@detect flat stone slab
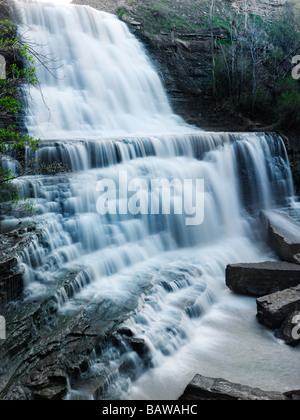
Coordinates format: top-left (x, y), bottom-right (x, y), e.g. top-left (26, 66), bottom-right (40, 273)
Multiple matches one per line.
top-left (257, 285), bottom-right (300, 329)
top-left (260, 211), bottom-right (300, 264)
top-left (179, 374), bottom-right (286, 400)
top-left (226, 261), bottom-right (300, 297)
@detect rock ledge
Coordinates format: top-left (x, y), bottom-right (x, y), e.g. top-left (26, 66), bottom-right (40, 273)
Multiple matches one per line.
top-left (179, 374), bottom-right (297, 400)
top-left (226, 261), bottom-right (300, 297)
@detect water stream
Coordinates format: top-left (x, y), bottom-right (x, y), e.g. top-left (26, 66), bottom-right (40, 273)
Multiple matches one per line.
top-left (10, 0), bottom-right (300, 399)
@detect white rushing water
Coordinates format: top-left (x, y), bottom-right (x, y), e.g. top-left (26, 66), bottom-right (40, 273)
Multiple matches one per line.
top-left (16, 0), bottom-right (190, 138)
top-left (11, 0), bottom-right (300, 399)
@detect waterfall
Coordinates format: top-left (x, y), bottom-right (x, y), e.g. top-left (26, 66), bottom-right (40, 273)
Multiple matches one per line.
top-left (16, 0), bottom-right (190, 139)
top-left (9, 0), bottom-right (300, 400)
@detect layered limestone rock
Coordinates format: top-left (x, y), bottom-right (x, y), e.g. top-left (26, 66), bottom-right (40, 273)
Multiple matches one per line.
top-left (0, 226), bottom-right (39, 305)
top-left (226, 261), bottom-right (300, 297)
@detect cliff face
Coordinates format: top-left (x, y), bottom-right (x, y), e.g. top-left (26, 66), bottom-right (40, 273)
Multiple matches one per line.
top-left (72, 0), bottom-right (289, 18)
top-left (230, 0), bottom-right (289, 17)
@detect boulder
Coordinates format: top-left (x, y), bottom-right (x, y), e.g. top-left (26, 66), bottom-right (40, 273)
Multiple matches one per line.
top-left (256, 285), bottom-right (300, 330)
top-left (275, 311), bottom-right (300, 347)
top-left (179, 374), bottom-right (286, 400)
top-left (128, 337), bottom-right (148, 356)
top-left (260, 211), bottom-right (300, 264)
top-left (226, 261), bottom-right (300, 297)
top-left (284, 390), bottom-right (300, 400)
top-left (117, 326), bottom-right (134, 337)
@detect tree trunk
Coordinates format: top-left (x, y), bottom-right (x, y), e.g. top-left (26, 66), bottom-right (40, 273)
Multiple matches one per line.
top-left (210, 0), bottom-right (216, 96)
top-left (252, 51), bottom-right (257, 113)
top-left (244, 0), bottom-right (248, 29)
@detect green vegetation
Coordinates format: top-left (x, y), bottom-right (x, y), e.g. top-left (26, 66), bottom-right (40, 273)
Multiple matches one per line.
top-left (0, 19), bottom-right (40, 226)
top-left (277, 78), bottom-right (300, 128)
top-left (120, 0), bottom-right (209, 35)
top-left (211, 2), bottom-right (300, 126)
top-left (118, 9), bottom-right (130, 19)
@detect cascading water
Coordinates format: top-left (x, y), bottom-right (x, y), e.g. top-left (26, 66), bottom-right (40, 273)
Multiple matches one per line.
top-left (17, 0), bottom-right (189, 138)
top-left (8, 0), bottom-right (300, 400)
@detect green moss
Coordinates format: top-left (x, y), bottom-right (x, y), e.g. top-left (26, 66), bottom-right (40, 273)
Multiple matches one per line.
top-left (118, 9), bottom-right (130, 18)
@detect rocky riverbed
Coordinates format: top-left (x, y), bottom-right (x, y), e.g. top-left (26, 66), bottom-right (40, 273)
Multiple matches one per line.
top-left (0, 222), bottom-right (155, 400)
top-left (1, 208), bottom-right (299, 400)
top-left (226, 210), bottom-right (300, 347)
top-left (0, 264), bottom-right (151, 399)
top-left (181, 210), bottom-right (300, 401)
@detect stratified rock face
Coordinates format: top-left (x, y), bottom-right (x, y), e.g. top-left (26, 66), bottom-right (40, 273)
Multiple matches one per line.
top-left (230, 0), bottom-right (289, 18)
top-left (226, 262), bottom-right (300, 297)
top-left (0, 227), bottom-right (39, 306)
top-left (260, 211), bottom-right (300, 265)
top-left (256, 285), bottom-right (300, 330)
top-left (179, 374), bottom-right (286, 400)
top-left (72, 0), bottom-right (289, 21)
top-left (0, 267), bottom-right (152, 400)
top-left (0, 293), bottom-right (138, 400)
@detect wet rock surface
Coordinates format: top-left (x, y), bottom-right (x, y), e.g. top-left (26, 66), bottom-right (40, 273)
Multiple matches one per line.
top-left (275, 310), bottom-right (300, 347)
top-left (260, 211), bottom-right (300, 265)
top-left (179, 374), bottom-right (288, 400)
top-left (0, 296), bottom-right (141, 400)
top-left (225, 212), bottom-right (300, 347)
top-left (0, 258), bottom-right (153, 400)
top-left (0, 226), bottom-right (38, 305)
top-left (226, 261), bottom-right (300, 297)
top-left (256, 285), bottom-right (300, 330)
